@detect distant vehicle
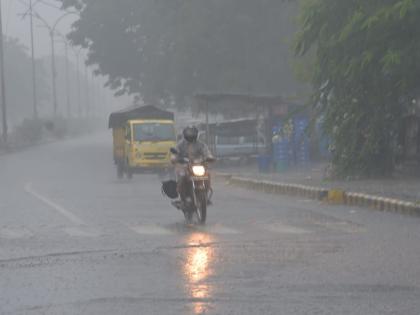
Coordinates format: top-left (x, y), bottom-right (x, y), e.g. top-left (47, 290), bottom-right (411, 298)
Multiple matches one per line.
top-left (198, 119), bottom-right (263, 162)
top-left (214, 135), bottom-right (258, 159)
top-left (109, 105), bottom-right (176, 179)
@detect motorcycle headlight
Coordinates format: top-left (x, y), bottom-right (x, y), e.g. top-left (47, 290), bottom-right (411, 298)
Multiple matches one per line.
top-left (192, 165), bottom-right (206, 176)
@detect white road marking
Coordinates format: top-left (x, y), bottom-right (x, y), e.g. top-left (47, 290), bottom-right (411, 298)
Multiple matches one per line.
top-left (24, 183), bottom-right (86, 226)
top-left (0, 227), bottom-right (34, 239)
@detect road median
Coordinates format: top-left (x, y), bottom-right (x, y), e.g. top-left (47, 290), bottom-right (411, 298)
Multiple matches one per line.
top-left (216, 173), bottom-right (420, 216)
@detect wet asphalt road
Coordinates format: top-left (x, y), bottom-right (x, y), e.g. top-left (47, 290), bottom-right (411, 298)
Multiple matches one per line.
top-left (1, 133), bottom-right (420, 315)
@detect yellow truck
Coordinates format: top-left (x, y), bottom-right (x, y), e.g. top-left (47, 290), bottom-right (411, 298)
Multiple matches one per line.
top-left (108, 105), bottom-right (176, 178)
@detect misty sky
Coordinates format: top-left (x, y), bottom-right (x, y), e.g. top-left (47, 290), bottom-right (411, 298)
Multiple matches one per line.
top-left (2, 0), bottom-right (75, 57)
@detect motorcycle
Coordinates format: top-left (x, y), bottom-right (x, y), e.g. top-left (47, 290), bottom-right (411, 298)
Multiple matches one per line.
top-left (162, 148), bottom-right (213, 225)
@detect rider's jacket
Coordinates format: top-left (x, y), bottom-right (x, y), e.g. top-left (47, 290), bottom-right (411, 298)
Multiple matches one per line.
top-left (173, 139), bottom-right (214, 162)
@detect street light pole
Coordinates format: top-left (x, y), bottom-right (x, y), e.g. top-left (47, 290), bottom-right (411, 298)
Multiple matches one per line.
top-left (29, 0), bottom-right (38, 119)
top-left (97, 78), bottom-right (101, 118)
top-left (57, 32), bottom-right (71, 118)
top-left (32, 11), bottom-right (77, 117)
top-left (72, 47), bottom-right (82, 118)
top-left (84, 64), bottom-right (89, 117)
top-left (65, 41), bottom-right (70, 117)
top-left (0, 1), bottom-right (8, 143)
top-left (54, 33), bottom-right (72, 119)
top-left (76, 54), bottom-right (81, 118)
top-left (91, 70), bottom-right (95, 117)
top-left (50, 30), bottom-right (58, 116)
top-left (20, 3), bottom-right (79, 119)
top-left (59, 38), bottom-right (71, 118)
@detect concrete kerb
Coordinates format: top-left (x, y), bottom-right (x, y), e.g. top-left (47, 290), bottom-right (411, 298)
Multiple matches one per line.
top-left (216, 173), bottom-right (420, 217)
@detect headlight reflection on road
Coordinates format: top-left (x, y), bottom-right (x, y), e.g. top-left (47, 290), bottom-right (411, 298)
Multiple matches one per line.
top-left (184, 233), bottom-right (214, 314)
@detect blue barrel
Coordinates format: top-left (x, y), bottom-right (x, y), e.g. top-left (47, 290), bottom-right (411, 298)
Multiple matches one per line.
top-left (293, 117), bottom-right (310, 166)
top-left (257, 155), bottom-right (271, 173)
top-left (273, 139), bottom-right (289, 172)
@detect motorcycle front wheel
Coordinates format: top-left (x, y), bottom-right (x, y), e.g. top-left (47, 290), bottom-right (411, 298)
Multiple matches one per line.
top-left (195, 190), bottom-right (207, 225)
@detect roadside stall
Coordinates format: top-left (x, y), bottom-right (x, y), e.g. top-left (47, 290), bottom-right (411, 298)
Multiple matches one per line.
top-left (194, 94), bottom-right (309, 172)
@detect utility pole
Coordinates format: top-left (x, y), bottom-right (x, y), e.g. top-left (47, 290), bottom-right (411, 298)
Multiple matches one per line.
top-left (29, 0), bottom-right (38, 118)
top-left (0, 1), bottom-right (8, 143)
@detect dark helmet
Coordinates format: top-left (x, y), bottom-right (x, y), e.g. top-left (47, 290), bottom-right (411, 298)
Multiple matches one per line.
top-left (183, 126), bottom-right (199, 143)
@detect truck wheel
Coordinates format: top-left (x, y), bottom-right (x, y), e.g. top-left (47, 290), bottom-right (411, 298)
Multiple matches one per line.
top-left (117, 164), bottom-right (124, 179)
top-left (125, 159), bottom-right (133, 179)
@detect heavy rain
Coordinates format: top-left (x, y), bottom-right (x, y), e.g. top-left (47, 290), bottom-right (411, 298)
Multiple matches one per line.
top-left (0, 1), bottom-right (420, 314)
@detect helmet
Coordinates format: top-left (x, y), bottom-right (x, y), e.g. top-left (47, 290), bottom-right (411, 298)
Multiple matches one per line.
top-left (183, 126), bottom-right (198, 143)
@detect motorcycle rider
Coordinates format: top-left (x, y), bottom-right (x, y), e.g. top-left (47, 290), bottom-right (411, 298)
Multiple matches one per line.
top-left (171, 126), bottom-right (214, 205)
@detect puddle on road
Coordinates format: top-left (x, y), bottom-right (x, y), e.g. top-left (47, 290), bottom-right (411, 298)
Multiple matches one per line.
top-left (129, 222), bottom-right (240, 237)
top-left (165, 222), bottom-right (240, 236)
top-left (183, 233), bottom-right (215, 314)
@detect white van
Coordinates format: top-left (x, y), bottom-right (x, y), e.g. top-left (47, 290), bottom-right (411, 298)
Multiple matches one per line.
top-left (199, 131), bottom-right (261, 160)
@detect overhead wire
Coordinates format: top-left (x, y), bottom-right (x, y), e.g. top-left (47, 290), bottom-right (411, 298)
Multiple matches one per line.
top-left (38, 0), bottom-right (63, 11)
top-left (17, 0), bottom-right (42, 19)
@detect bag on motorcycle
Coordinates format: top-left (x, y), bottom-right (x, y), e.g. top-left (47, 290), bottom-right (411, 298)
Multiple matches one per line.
top-left (161, 180), bottom-right (179, 199)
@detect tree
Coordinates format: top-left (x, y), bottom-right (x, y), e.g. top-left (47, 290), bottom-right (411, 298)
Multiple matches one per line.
top-left (58, 0), bottom-right (302, 107)
top-left (295, 0), bottom-right (420, 177)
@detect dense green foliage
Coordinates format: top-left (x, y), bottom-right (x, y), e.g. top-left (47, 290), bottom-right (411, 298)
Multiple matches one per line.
top-left (59, 0), bottom-right (301, 107)
top-left (296, 0), bottom-right (420, 176)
